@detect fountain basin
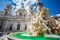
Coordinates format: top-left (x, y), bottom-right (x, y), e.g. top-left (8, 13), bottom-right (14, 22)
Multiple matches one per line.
top-left (9, 32), bottom-right (60, 40)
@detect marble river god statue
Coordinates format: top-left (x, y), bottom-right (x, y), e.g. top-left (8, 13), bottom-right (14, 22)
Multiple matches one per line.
top-left (29, 2), bottom-right (60, 36)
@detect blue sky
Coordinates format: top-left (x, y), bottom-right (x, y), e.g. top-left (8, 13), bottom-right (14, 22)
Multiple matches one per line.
top-left (0, 0), bottom-right (60, 16)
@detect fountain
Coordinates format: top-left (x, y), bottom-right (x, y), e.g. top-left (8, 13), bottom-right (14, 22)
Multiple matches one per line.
top-left (8, 0), bottom-right (60, 40)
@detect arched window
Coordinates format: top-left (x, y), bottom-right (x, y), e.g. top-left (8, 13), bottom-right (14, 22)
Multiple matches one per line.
top-left (17, 24), bottom-right (20, 30)
top-left (20, 13), bottom-right (22, 17)
top-left (9, 24), bottom-right (12, 30)
top-left (25, 24), bottom-right (27, 30)
top-left (0, 19), bottom-right (3, 30)
top-left (5, 11), bottom-right (8, 15)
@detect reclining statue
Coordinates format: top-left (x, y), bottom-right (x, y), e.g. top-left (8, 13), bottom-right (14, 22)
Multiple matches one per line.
top-left (29, 1), bottom-right (60, 36)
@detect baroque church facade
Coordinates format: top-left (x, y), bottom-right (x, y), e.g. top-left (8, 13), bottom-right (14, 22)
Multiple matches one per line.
top-left (0, 4), bottom-right (34, 32)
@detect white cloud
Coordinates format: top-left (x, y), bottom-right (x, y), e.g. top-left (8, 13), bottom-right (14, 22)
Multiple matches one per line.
top-left (56, 14), bottom-right (60, 17)
top-left (10, 0), bottom-right (36, 15)
top-left (50, 15), bottom-right (54, 17)
top-left (50, 14), bottom-right (60, 17)
top-left (14, 0), bottom-right (36, 6)
top-left (12, 0), bottom-right (36, 8)
top-left (24, 0), bottom-right (36, 7)
top-left (12, 0), bottom-right (22, 5)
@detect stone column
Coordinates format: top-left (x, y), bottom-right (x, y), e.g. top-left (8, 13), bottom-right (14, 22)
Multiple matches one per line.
top-left (27, 21), bottom-right (31, 31)
top-left (20, 21), bottom-right (25, 31)
top-left (13, 21), bottom-right (18, 31)
top-left (5, 21), bottom-right (10, 31)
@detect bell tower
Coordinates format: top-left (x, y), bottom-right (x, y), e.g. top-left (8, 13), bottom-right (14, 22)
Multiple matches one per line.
top-left (5, 4), bottom-right (12, 15)
top-left (29, 5), bottom-right (34, 14)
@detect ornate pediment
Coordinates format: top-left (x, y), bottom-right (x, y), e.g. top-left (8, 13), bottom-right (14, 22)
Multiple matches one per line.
top-left (16, 8), bottom-right (27, 16)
